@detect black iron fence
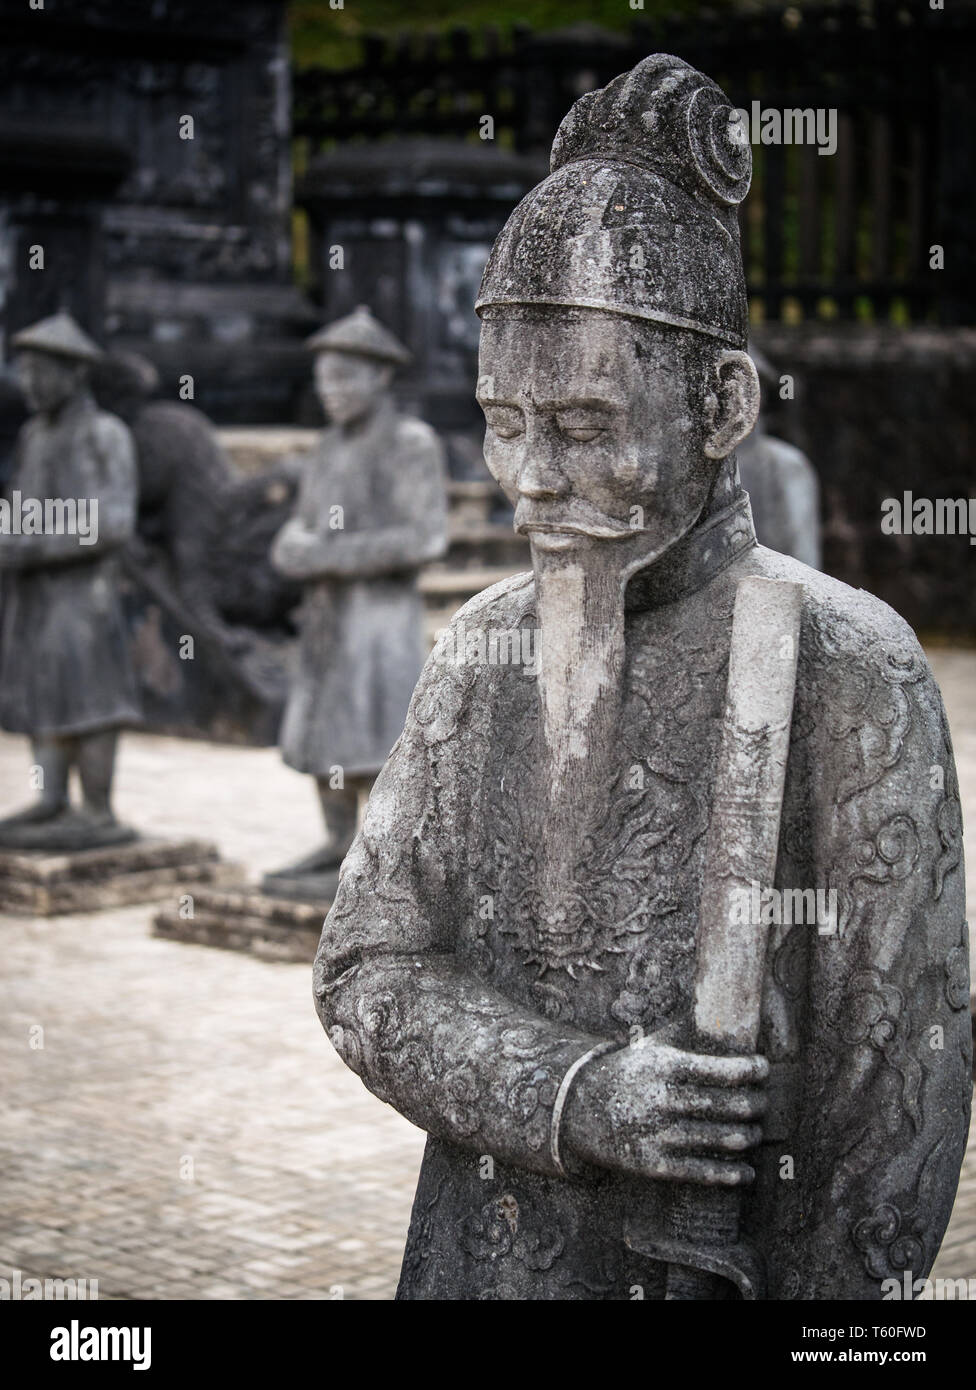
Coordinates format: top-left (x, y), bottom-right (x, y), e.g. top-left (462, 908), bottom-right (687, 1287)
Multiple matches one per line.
top-left (293, 2), bottom-right (976, 325)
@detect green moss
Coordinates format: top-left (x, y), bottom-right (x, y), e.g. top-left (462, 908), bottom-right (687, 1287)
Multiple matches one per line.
top-left (291, 0), bottom-right (706, 69)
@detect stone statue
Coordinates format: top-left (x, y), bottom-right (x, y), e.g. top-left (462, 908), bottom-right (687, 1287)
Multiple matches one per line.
top-left (737, 344), bottom-right (821, 568)
top-left (0, 313), bottom-right (141, 850)
top-left (267, 307), bottom-right (448, 893)
top-left (92, 350), bottom-right (300, 655)
top-left (313, 57), bottom-right (970, 1299)
top-left (91, 349), bottom-right (299, 743)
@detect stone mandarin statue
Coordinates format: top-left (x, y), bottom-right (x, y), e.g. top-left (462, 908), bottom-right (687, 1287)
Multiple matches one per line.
top-left (0, 313), bottom-right (141, 850)
top-left (314, 58), bottom-right (970, 1299)
top-left (269, 307), bottom-right (448, 886)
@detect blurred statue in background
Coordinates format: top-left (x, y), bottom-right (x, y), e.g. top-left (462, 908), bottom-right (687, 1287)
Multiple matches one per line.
top-left (93, 350), bottom-right (300, 655)
top-left (266, 307), bottom-right (448, 896)
top-left (737, 345), bottom-right (821, 569)
top-left (91, 350), bottom-right (300, 741)
top-left (0, 313), bottom-right (141, 849)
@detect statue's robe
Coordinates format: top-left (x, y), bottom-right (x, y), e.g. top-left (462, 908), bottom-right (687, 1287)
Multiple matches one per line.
top-left (272, 400), bottom-right (447, 779)
top-left (314, 495), bottom-right (970, 1300)
top-left (0, 391), bottom-right (140, 737)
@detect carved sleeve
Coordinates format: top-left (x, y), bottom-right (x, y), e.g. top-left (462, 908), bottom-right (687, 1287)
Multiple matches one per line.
top-left (774, 615), bottom-right (971, 1298)
top-left (313, 618), bottom-right (604, 1178)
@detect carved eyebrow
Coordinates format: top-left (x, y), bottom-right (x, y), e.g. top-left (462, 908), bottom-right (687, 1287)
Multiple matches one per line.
top-left (475, 392), bottom-right (521, 407)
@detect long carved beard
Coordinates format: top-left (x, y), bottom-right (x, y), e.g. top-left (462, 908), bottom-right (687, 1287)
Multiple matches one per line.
top-left (521, 462), bottom-right (737, 975)
top-left (530, 544), bottom-right (628, 971)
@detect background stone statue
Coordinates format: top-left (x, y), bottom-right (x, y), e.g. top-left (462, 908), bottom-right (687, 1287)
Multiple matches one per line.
top-left (312, 57), bottom-right (969, 1300)
top-left (91, 350), bottom-right (300, 743)
top-left (737, 344), bottom-right (822, 568)
top-left (92, 351), bottom-right (300, 656)
top-left (0, 312), bottom-right (141, 850)
top-left (266, 306), bottom-right (448, 894)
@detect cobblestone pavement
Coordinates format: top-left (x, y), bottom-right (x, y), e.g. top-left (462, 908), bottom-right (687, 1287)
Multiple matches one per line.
top-left (1, 648), bottom-right (974, 1300)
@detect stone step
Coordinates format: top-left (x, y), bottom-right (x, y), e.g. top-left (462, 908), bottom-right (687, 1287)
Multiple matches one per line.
top-left (0, 839), bottom-right (237, 916)
top-left (153, 885), bottom-right (328, 964)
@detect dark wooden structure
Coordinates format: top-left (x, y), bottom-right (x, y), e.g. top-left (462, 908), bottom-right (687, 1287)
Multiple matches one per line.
top-left (294, 3), bottom-right (976, 326)
top-left (0, 0), bottom-right (316, 423)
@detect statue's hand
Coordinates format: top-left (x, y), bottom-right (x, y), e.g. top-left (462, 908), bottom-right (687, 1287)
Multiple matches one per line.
top-left (562, 1038), bottom-right (768, 1186)
top-left (271, 521), bottom-right (326, 577)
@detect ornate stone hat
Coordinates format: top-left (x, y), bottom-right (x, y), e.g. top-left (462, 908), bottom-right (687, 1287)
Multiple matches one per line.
top-left (10, 311), bottom-right (104, 364)
top-left (476, 54), bottom-right (751, 346)
top-left (305, 305), bottom-right (412, 367)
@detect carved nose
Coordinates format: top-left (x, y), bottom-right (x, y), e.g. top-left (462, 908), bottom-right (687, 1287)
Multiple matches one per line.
top-left (517, 455), bottom-right (568, 500)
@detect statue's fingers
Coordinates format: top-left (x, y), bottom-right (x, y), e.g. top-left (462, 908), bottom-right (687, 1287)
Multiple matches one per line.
top-left (667, 1085), bottom-right (768, 1120)
top-left (669, 1050), bottom-right (769, 1087)
top-left (661, 1121), bottom-right (762, 1153)
top-left (660, 1155), bottom-right (756, 1187)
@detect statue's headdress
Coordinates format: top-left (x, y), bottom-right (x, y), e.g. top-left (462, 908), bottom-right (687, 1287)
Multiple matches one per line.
top-left (11, 311), bottom-right (104, 364)
top-left (306, 305), bottom-right (411, 367)
top-left (476, 55), bottom-right (751, 346)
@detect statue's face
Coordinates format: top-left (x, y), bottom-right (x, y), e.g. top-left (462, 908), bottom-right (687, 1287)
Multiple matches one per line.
top-left (477, 309), bottom-right (715, 559)
top-left (16, 351), bottom-right (86, 416)
top-left (314, 351), bottom-right (392, 426)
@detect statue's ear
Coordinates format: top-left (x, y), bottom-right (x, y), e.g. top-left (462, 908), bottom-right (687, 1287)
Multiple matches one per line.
top-left (703, 350), bottom-right (760, 460)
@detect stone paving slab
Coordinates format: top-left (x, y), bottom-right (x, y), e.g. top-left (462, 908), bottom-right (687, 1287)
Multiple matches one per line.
top-left (0, 646), bottom-right (973, 1300)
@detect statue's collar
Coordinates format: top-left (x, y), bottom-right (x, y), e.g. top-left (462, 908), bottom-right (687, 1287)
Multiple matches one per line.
top-left (41, 389), bottom-right (95, 430)
top-left (330, 393), bottom-right (397, 447)
top-left (624, 488), bottom-right (757, 612)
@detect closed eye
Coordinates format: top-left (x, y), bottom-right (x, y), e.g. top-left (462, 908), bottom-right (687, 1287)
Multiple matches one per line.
top-left (556, 412), bottom-right (607, 443)
top-left (560, 425), bottom-right (603, 442)
top-left (482, 405), bottom-right (524, 440)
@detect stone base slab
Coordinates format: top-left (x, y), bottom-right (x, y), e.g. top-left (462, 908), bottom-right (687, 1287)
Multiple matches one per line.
top-left (153, 885), bottom-right (330, 964)
top-left (0, 838), bottom-right (235, 916)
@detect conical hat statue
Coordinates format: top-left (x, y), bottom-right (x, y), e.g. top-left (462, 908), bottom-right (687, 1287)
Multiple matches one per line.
top-left (11, 311), bottom-right (104, 364)
top-left (305, 306), bottom-right (412, 367)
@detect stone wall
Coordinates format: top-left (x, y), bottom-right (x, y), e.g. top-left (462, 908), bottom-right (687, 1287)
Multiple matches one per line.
top-left (753, 325), bottom-right (976, 639)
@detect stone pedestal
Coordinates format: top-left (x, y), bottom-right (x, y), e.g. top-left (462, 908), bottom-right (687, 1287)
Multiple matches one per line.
top-left (153, 885), bottom-right (330, 964)
top-left (0, 838), bottom-right (234, 916)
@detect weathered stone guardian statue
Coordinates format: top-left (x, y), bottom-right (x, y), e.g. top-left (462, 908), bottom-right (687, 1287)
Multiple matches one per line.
top-left (267, 307), bottom-right (447, 894)
top-left (314, 58), bottom-right (970, 1299)
top-left (0, 313), bottom-right (141, 850)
